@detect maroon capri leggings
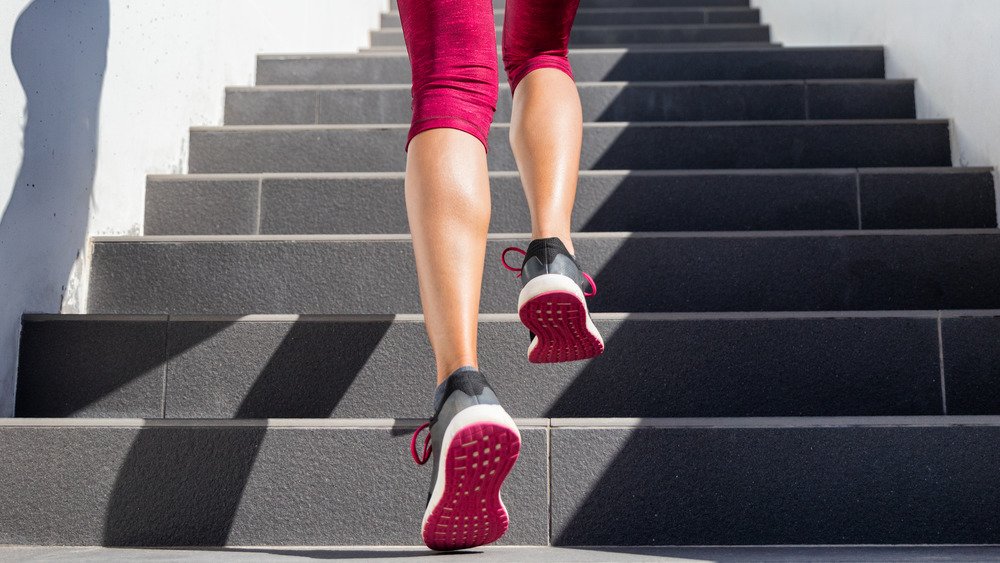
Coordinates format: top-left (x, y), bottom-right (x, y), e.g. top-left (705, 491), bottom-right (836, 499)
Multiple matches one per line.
top-left (397, 0), bottom-right (580, 153)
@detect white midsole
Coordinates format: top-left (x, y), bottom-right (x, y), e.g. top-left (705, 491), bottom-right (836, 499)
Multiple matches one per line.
top-left (518, 274), bottom-right (605, 356)
top-left (421, 404), bottom-right (521, 530)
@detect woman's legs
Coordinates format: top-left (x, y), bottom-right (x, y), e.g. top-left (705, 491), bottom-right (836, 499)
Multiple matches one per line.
top-left (399, 0), bottom-right (585, 382)
top-left (405, 131), bottom-right (490, 385)
top-left (508, 69), bottom-right (583, 255)
top-left (398, 0), bottom-right (498, 385)
top-left (503, 0), bottom-right (583, 255)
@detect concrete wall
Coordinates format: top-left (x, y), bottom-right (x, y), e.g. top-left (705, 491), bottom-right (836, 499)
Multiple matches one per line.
top-left (753, 0), bottom-right (1000, 170)
top-left (0, 0), bottom-right (387, 416)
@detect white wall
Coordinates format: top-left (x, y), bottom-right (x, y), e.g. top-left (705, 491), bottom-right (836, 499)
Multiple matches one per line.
top-left (753, 0), bottom-right (1000, 170)
top-left (0, 0), bottom-right (387, 416)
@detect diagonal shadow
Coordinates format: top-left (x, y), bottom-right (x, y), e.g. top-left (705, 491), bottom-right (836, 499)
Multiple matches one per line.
top-left (578, 170), bottom-right (855, 233)
top-left (1, 0), bottom-right (109, 416)
top-left (36, 2), bottom-right (957, 549)
top-left (234, 319), bottom-right (394, 418)
top-left (101, 318), bottom-right (392, 545)
top-left (543, 10), bottom-right (982, 548)
top-left (14, 318), bottom-right (234, 417)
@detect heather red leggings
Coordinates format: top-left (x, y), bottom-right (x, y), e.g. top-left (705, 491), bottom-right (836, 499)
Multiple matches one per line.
top-left (397, 0), bottom-right (580, 153)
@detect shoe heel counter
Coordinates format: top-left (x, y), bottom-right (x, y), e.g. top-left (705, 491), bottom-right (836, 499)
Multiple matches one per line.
top-left (440, 371), bottom-right (500, 412)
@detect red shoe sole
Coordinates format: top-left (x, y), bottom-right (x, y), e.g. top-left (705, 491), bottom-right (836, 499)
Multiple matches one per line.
top-left (422, 423), bottom-right (521, 551)
top-left (520, 290), bottom-right (605, 364)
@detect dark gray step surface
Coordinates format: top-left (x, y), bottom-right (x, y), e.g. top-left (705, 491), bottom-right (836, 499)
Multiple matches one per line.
top-left (21, 311), bottom-right (981, 419)
top-left (224, 80), bottom-right (916, 125)
top-left (188, 121), bottom-right (951, 174)
top-left (5, 417), bottom-right (1000, 545)
top-left (256, 47), bottom-right (885, 85)
top-left (391, 0), bottom-right (751, 7)
top-left (380, 7), bottom-right (762, 27)
top-left (0, 418), bottom-right (548, 546)
top-left (362, 41), bottom-right (782, 52)
top-left (144, 169), bottom-right (996, 236)
top-left (369, 24), bottom-right (771, 47)
top-left (12, 546), bottom-right (1000, 563)
top-left (87, 231), bottom-right (1000, 315)
top-left (550, 418), bottom-right (1000, 545)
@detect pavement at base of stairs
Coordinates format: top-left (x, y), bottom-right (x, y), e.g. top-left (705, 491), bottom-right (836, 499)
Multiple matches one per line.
top-left (3, 546), bottom-right (1000, 562)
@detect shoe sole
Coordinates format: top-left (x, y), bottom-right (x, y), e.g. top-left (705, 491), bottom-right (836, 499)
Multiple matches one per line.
top-left (421, 405), bottom-right (521, 551)
top-left (518, 274), bottom-right (605, 363)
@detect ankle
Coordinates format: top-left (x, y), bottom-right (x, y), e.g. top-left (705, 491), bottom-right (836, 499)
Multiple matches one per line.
top-left (530, 232), bottom-right (574, 255)
top-left (435, 361), bottom-right (479, 386)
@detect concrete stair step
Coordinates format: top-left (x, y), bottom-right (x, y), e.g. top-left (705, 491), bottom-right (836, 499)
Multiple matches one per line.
top-left (255, 46), bottom-right (885, 85)
top-left (361, 41), bottom-right (782, 52)
top-left (369, 24), bottom-right (771, 48)
top-left (224, 80), bottom-right (916, 125)
top-left (21, 310), bottom-right (1000, 419)
top-left (391, 0), bottom-right (751, 8)
top-left (3, 416), bottom-right (1000, 545)
top-left (187, 120), bottom-right (951, 174)
top-left (7, 546), bottom-right (1000, 562)
top-left (143, 169), bottom-right (996, 236)
top-left (379, 7), bottom-right (763, 27)
top-left (86, 231), bottom-right (1000, 315)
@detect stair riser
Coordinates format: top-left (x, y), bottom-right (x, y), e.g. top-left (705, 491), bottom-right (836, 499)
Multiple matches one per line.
top-left (188, 122), bottom-right (951, 174)
top-left (4, 421), bottom-right (1000, 545)
top-left (143, 170), bottom-right (997, 236)
top-left (380, 8), bottom-right (763, 27)
top-left (256, 48), bottom-right (885, 85)
top-left (364, 43), bottom-right (781, 52)
top-left (369, 25), bottom-right (771, 47)
top-left (224, 81), bottom-right (916, 125)
top-left (553, 424), bottom-right (1000, 545)
top-left (87, 233), bottom-right (1000, 314)
top-left (17, 314), bottom-right (963, 419)
top-left (392, 0), bottom-right (751, 8)
top-left (0, 423), bottom-right (548, 546)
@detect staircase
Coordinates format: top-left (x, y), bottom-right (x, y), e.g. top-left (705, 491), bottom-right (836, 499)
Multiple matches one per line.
top-left (5, 0), bottom-right (1000, 548)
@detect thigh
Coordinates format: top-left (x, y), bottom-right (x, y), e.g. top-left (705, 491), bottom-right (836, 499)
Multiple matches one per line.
top-left (501, 0), bottom-right (580, 63)
top-left (398, 0), bottom-right (498, 98)
top-left (398, 0), bottom-right (499, 150)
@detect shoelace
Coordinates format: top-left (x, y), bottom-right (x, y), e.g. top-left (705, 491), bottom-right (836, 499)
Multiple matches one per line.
top-left (501, 246), bottom-right (598, 298)
top-left (410, 420), bottom-right (434, 465)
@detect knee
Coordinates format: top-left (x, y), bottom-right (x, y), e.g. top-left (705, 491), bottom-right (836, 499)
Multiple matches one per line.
top-left (503, 53), bottom-right (574, 95)
top-left (500, 0), bottom-right (578, 94)
top-left (407, 73), bottom-right (499, 153)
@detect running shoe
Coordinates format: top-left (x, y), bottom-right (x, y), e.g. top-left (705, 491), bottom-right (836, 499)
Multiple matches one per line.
top-left (410, 367), bottom-right (521, 551)
top-left (501, 237), bottom-right (604, 363)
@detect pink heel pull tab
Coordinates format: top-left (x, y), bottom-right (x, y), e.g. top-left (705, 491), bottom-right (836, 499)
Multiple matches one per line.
top-left (501, 247), bottom-right (526, 278)
top-left (411, 421), bottom-right (432, 465)
top-left (582, 271), bottom-right (597, 297)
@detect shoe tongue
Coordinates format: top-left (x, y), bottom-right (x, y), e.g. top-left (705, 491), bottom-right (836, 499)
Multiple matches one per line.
top-left (433, 365), bottom-right (482, 413)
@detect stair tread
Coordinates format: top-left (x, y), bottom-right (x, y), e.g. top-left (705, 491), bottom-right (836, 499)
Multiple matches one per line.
top-left (256, 46), bottom-right (886, 86)
top-left (4, 416), bottom-right (1000, 546)
top-left (259, 45), bottom-right (885, 57)
top-left (188, 121), bottom-right (951, 173)
top-left (4, 545), bottom-right (1000, 562)
top-left (84, 231), bottom-right (1000, 315)
top-left (6, 415), bottom-right (1000, 426)
top-left (15, 310), bottom-right (1000, 418)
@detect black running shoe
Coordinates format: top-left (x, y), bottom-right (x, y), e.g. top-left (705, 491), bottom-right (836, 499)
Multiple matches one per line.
top-left (501, 237), bottom-right (605, 363)
top-left (410, 367), bottom-right (521, 551)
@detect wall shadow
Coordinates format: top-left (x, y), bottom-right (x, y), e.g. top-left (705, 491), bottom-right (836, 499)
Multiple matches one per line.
top-left (1, 0), bottom-right (109, 415)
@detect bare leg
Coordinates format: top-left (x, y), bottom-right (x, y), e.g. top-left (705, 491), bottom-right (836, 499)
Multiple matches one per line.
top-left (405, 129), bottom-right (491, 385)
top-left (509, 71), bottom-right (583, 255)
top-left (398, 0), bottom-right (498, 385)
